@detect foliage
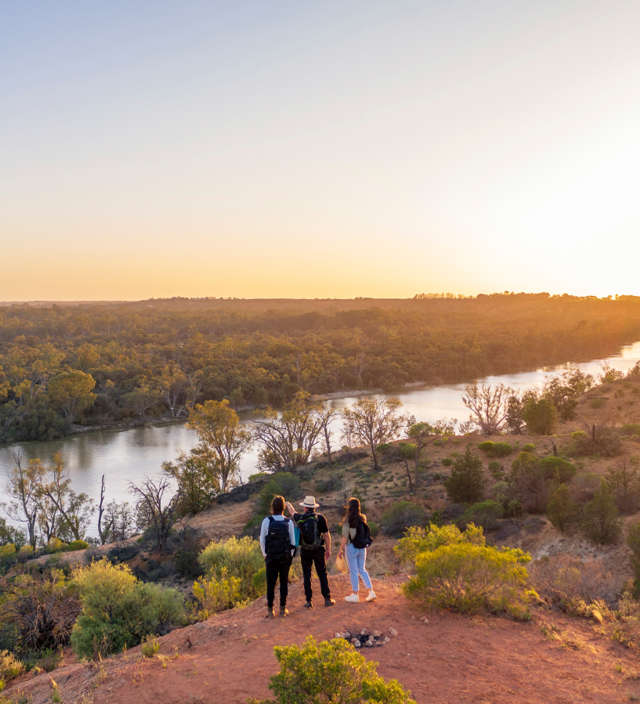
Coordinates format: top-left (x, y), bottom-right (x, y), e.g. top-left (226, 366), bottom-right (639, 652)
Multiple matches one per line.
top-left (459, 500), bottom-right (503, 531)
top-left (394, 522), bottom-right (485, 565)
top-left (140, 634), bottom-right (160, 658)
top-left (379, 501), bottom-right (428, 537)
top-left (404, 542), bottom-right (533, 619)
top-left (0, 571), bottom-right (81, 658)
top-left (605, 461), bottom-right (640, 514)
top-left (444, 447), bottom-right (484, 504)
top-left (522, 396), bottom-right (557, 435)
top-left (508, 452), bottom-right (575, 514)
top-left (627, 522), bottom-right (640, 596)
top-left (546, 484), bottom-right (579, 532)
top-left (70, 560), bottom-right (186, 659)
top-left (569, 425), bottom-right (622, 457)
top-left (477, 441), bottom-right (513, 458)
top-left (254, 392), bottom-right (325, 472)
top-left (130, 477), bottom-right (175, 551)
top-left (581, 481), bottom-right (621, 545)
top-left (252, 636), bottom-right (416, 704)
top-left (163, 449), bottom-right (220, 516)
top-left (186, 399), bottom-right (252, 491)
top-left (0, 649), bottom-right (24, 691)
top-left (193, 537), bottom-right (265, 618)
top-left (254, 472), bottom-right (301, 518)
top-left (0, 295), bottom-right (638, 444)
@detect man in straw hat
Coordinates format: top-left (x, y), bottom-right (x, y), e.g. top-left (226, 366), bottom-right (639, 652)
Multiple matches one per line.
top-left (286, 496), bottom-right (335, 609)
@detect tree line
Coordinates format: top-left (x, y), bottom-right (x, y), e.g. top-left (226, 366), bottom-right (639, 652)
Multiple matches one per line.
top-left (1, 293), bottom-right (640, 442)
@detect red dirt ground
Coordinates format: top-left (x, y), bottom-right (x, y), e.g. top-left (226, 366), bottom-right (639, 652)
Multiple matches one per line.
top-left (8, 575), bottom-right (640, 704)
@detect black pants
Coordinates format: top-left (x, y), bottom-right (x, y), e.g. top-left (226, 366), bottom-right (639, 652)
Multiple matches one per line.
top-left (300, 547), bottom-right (331, 602)
top-left (265, 555), bottom-right (292, 609)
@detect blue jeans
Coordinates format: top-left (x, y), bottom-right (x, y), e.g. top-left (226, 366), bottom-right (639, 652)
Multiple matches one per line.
top-left (346, 542), bottom-right (372, 593)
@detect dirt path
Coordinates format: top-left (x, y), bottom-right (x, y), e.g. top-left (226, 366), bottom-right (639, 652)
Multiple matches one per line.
top-left (9, 576), bottom-right (640, 704)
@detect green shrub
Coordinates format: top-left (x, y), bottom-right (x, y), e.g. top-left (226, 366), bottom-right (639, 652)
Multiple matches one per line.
top-left (538, 456), bottom-right (576, 484)
top-left (67, 540), bottom-right (89, 551)
top-left (508, 452), bottom-right (574, 514)
top-left (523, 397), bottom-right (557, 434)
top-left (522, 443), bottom-right (536, 452)
top-left (45, 538), bottom-right (68, 554)
top-left (622, 424), bottom-right (640, 437)
top-left (70, 560), bottom-right (186, 659)
top-left (444, 447), bottom-right (484, 504)
top-left (581, 481), bottom-right (621, 545)
top-left (570, 426), bottom-right (622, 457)
top-left (460, 500), bottom-right (503, 531)
top-left (394, 523), bottom-right (485, 565)
top-left (255, 473), bottom-right (301, 517)
top-left (314, 475), bottom-right (343, 494)
top-left (441, 457), bottom-right (453, 467)
top-left (488, 461), bottom-right (505, 480)
top-left (140, 634), bottom-right (160, 658)
top-left (0, 650), bottom-right (24, 691)
top-left (380, 501), bottom-right (428, 537)
top-left (404, 543), bottom-right (533, 619)
top-left (627, 522), bottom-right (640, 596)
top-left (478, 441), bottom-right (513, 458)
top-left (193, 537), bottom-right (265, 618)
top-left (252, 636), bottom-right (416, 704)
top-left (547, 484), bottom-right (578, 532)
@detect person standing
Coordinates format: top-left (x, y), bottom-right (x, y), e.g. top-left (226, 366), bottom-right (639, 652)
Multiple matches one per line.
top-left (338, 497), bottom-right (376, 603)
top-left (260, 495), bottom-right (296, 617)
top-left (286, 496), bottom-right (335, 609)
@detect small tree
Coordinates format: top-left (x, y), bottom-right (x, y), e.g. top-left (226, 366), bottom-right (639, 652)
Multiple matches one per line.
top-left (462, 383), bottom-right (511, 435)
top-left (522, 396), bottom-right (557, 435)
top-left (444, 447), bottom-right (484, 504)
top-left (187, 398), bottom-right (252, 491)
top-left (581, 480), bottom-right (621, 545)
top-left (130, 477), bottom-right (175, 551)
top-left (254, 392), bottom-right (324, 471)
top-left (626, 522), bottom-right (640, 595)
top-left (342, 398), bottom-right (404, 470)
top-left (407, 419), bottom-right (455, 484)
top-left (5, 451), bottom-right (45, 550)
top-left (547, 484), bottom-right (578, 532)
top-left (47, 369), bottom-right (96, 423)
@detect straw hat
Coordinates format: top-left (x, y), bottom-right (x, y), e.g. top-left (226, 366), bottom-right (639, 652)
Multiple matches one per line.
top-left (300, 495), bottom-right (320, 509)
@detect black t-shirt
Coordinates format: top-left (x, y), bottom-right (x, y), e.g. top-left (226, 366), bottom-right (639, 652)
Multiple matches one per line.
top-left (293, 511), bottom-right (329, 545)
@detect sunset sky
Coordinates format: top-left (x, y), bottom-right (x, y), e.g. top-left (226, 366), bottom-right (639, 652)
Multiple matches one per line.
top-left (2, 1), bottom-right (639, 300)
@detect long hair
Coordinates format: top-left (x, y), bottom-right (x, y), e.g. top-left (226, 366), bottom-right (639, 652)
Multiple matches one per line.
top-left (345, 497), bottom-right (364, 529)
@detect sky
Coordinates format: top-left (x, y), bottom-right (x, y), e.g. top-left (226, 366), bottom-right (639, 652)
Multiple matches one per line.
top-left (2, 0), bottom-right (640, 300)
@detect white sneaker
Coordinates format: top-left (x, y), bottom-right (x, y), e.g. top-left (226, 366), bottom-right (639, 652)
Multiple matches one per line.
top-left (344, 593), bottom-right (359, 603)
top-left (365, 590), bottom-right (377, 602)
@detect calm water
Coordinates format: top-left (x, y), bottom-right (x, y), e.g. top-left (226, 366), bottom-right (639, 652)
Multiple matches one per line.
top-left (1, 340), bottom-right (640, 532)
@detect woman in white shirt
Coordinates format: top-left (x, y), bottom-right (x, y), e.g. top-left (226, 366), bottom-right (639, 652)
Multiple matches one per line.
top-left (338, 497), bottom-right (376, 603)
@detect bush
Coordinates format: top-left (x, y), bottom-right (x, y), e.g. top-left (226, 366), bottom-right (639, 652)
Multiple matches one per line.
top-left (0, 649), bottom-right (24, 691)
top-left (255, 473), bottom-right (301, 517)
top-left (570, 426), bottom-right (622, 457)
top-left (581, 481), bottom-right (621, 545)
top-left (459, 500), bottom-right (503, 531)
top-left (622, 424), bottom-right (640, 437)
top-left (380, 501), bottom-right (428, 537)
top-left (547, 484), bottom-right (578, 532)
top-left (404, 542), bottom-right (533, 619)
top-left (45, 538), bottom-right (67, 554)
top-left (252, 636), bottom-right (416, 704)
top-left (508, 452), bottom-right (574, 514)
top-left (394, 523), bottom-right (485, 565)
top-left (314, 475), bottom-right (343, 494)
top-left (478, 441), bottom-right (513, 458)
top-left (68, 540), bottom-right (89, 551)
top-left (627, 522), bottom-right (640, 596)
top-left (193, 537), bottom-right (265, 618)
top-left (444, 447), bottom-right (484, 504)
top-left (522, 397), bottom-right (557, 435)
top-left (488, 461), bottom-right (505, 480)
top-left (140, 634), bottom-right (160, 658)
top-left (70, 560), bottom-right (186, 659)
top-left (522, 443), bottom-right (536, 452)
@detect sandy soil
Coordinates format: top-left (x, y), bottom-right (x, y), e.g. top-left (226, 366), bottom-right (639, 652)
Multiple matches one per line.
top-left (8, 575), bottom-right (640, 704)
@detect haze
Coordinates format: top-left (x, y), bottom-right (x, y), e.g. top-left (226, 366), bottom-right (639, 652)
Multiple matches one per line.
top-left (2, 1), bottom-right (639, 300)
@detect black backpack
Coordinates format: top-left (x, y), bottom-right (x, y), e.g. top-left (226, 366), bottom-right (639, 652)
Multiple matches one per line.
top-left (265, 516), bottom-right (292, 559)
top-left (297, 513), bottom-right (323, 550)
top-left (352, 519), bottom-right (373, 549)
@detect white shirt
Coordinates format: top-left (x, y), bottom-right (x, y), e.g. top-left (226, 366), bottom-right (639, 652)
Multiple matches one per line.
top-left (259, 514), bottom-right (296, 557)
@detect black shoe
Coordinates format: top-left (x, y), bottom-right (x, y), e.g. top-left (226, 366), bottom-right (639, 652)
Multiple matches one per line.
top-left (279, 607), bottom-right (289, 617)
top-left (266, 608), bottom-right (275, 619)
top-left (304, 601), bottom-right (313, 609)
top-left (324, 598), bottom-right (336, 607)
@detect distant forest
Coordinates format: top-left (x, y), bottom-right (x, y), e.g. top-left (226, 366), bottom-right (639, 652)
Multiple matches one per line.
top-left (1, 293), bottom-right (640, 443)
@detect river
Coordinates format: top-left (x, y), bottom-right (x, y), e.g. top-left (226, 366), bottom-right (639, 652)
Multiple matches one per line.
top-left (1, 340), bottom-right (640, 528)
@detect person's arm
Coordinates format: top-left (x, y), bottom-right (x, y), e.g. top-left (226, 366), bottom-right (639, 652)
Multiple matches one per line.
top-left (338, 523), bottom-right (348, 557)
top-left (288, 518), bottom-right (296, 554)
top-left (285, 501), bottom-right (295, 517)
top-left (324, 529), bottom-right (332, 560)
top-left (259, 517), bottom-right (268, 558)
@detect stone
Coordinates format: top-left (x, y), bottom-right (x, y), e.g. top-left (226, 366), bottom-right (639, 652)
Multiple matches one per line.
top-left (389, 627), bottom-right (398, 637)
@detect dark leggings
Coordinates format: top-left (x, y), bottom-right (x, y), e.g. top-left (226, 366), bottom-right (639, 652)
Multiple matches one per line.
top-left (265, 555), bottom-right (292, 608)
top-left (300, 547), bottom-right (331, 602)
